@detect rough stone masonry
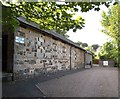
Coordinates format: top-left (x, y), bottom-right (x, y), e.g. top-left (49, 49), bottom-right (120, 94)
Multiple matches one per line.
top-left (3, 17), bottom-right (92, 80)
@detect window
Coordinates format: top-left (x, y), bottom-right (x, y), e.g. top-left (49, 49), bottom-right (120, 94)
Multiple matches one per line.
top-left (15, 36), bottom-right (25, 44)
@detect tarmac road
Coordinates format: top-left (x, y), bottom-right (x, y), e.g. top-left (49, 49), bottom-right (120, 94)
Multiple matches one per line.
top-left (37, 67), bottom-right (118, 97)
top-left (2, 66), bottom-right (118, 98)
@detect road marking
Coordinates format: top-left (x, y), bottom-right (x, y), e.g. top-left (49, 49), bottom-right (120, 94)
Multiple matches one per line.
top-left (35, 83), bottom-right (46, 97)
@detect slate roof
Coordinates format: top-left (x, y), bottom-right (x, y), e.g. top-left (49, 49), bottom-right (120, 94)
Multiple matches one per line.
top-left (86, 51), bottom-right (92, 55)
top-left (17, 17), bottom-right (86, 51)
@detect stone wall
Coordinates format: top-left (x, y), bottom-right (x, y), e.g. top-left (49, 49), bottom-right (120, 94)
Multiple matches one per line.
top-left (13, 26), bottom-right (85, 80)
top-left (99, 59), bottom-right (115, 67)
top-left (85, 53), bottom-right (92, 65)
top-left (71, 47), bottom-right (85, 69)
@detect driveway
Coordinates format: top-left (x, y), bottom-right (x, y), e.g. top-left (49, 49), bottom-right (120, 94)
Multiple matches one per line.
top-left (2, 67), bottom-right (118, 98)
top-left (36, 67), bottom-right (118, 97)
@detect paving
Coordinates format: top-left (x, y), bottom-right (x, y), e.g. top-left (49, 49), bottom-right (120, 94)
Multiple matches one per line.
top-left (2, 68), bottom-right (84, 97)
top-left (2, 66), bottom-right (118, 98)
top-left (36, 67), bottom-right (118, 97)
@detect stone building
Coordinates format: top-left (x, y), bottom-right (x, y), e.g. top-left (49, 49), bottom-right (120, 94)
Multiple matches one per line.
top-left (2, 17), bottom-right (92, 80)
top-left (85, 51), bottom-right (92, 67)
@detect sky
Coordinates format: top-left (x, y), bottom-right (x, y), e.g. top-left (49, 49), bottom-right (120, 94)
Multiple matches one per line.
top-left (66, 5), bottom-right (110, 46)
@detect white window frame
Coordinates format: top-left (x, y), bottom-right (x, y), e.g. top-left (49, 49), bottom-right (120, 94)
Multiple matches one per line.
top-left (15, 36), bottom-right (25, 44)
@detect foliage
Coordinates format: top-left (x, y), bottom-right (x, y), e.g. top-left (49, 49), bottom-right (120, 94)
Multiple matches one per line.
top-left (75, 41), bottom-right (83, 47)
top-left (101, 4), bottom-right (120, 66)
top-left (75, 41), bottom-right (100, 59)
top-left (91, 44), bottom-right (99, 51)
top-left (82, 43), bottom-right (88, 48)
top-left (2, 5), bottom-right (20, 33)
top-left (98, 41), bottom-right (118, 64)
top-left (1, 1), bottom-right (112, 35)
top-left (101, 4), bottom-right (120, 41)
top-left (75, 41), bottom-right (89, 48)
top-left (85, 46), bottom-right (96, 59)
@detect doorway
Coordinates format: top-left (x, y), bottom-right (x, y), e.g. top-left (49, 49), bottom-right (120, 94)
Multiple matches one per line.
top-left (2, 34), bottom-right (8, 72)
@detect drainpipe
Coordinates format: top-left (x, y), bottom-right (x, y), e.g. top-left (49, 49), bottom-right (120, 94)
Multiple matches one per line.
top-left (12, 31), bottom-right (15, 81)
top-left (70, 46), bottom-right (72, 70)
top-left (84, 51), bottom-right (86, 68)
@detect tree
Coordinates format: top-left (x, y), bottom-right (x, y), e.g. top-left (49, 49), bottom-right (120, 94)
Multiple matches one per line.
top-left (85, 46), bottom-right (96, 59)
top-left (75, 41), bottom-right (82, 46)
top-left (101, 4), bottom-right (120, 41)
top-left (101, 4), bottom-right (120, 66)
top-left (98, 41), bottom-right (118, 64)
top-left (92, 44), bottom-right (99, 51)
top-left (1, 1), bottom-right (112, 36)
top-left (82, 43), bottom-right (88, 48)
top-left (75, 41), bottom-right (88, 48)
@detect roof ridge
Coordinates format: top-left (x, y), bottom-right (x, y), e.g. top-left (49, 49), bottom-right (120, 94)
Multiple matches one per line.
top-left (17, 16), bottom-right (86, 51)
